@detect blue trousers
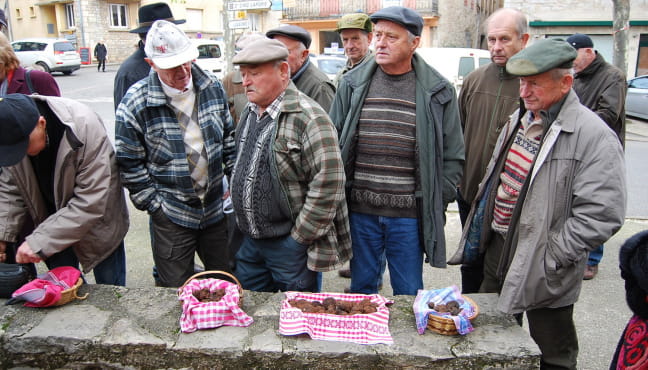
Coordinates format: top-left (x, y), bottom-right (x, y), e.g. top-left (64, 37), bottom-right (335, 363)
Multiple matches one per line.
top-left (349, 212), bottom-right (423, 295)
top-left (235, 234), bottom-right (317, 292)
top-left (588, 245), bottom-right (604, 266)
top-left (45, 241), bottom-right (126, 286)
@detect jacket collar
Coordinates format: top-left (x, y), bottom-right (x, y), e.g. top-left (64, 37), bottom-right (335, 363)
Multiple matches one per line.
top-left (575, 51), bottom-right (604, 78)
top-left (279, 81), bottom-right (303, 114)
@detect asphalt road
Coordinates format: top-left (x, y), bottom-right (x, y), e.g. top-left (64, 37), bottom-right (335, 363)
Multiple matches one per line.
top-left (49, 65), bottom-right (648, 369)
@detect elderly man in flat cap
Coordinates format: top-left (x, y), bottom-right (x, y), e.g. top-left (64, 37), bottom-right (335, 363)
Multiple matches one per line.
top-left (266, 25), bottom-right (335, 111)
top-left (230, 38), bottom-right (351, 292)
top-left (450, 38), bottom-right (626, 369)
top-left (115, 20), bottom-right (235, 287)
top-left (330, 6), bottom-right (464, 296)
top-left (332, 13), bottom-right (374, 88)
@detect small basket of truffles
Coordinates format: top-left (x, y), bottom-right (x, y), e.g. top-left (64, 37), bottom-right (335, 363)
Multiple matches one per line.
top-left (177, 271), bottom-right (253, 333)
top-left (413, 285), bottom-right (479, 336)
top-left (279, 292), bottom-right (394, 344)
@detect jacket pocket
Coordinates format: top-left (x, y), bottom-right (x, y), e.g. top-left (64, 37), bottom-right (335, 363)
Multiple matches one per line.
top-left (273, 137), bottom-right (304, 182)
top-left (145, 129), bottom-right (174, 165)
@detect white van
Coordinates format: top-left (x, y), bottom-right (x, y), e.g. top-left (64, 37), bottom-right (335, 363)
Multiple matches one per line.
top-left (191, 39), bottom-right (226, 79)
top-left (416, 48), bottom-right (491, 93)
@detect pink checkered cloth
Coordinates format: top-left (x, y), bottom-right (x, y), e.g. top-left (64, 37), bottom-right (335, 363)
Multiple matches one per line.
top-left (178, 278), bottom-right (253, 333)
top-left (279, 292), bottom-right (394, 345)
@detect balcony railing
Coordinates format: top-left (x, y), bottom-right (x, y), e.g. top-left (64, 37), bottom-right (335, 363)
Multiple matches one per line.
top-left (282, 0), bottom-right (438, 20)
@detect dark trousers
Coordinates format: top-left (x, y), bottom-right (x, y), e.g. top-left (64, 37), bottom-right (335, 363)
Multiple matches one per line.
top-left (457, 189), bottom-right (484, 293)
top-left (527, 305), bottom-right (578, 370)
top-left (150, 209), bottom-right (229, 287)
top-left (97, 58), bottom-right (106, 71)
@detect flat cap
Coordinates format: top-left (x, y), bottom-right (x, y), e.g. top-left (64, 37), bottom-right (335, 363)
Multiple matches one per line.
top-left (566, 33), bottom-right (594, 49)
top-left (506, 38), bottom-right (577, 77)
top-left (370, 6), bottom-right (423, 36)
top-left (266, 25), bottom-right (311, 49)
top-left (337, 13), bottom-right (372, 33)
top-left (232, 38), bottom-right (289, 65)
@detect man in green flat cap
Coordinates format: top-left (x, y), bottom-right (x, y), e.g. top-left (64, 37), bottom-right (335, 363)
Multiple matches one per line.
top-left (332, 13), bottom-right (374, 88)
top-left (450, 38), bottom-right (626, 369)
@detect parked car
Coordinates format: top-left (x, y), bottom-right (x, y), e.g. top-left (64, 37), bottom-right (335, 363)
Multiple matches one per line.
top-left (626, 75), bottom-right (648, 120)
top-left (191, 39), bottom-right (226, 79)
top-left (416, 47), bottom-right (491, 93)
top-left (11, 38), bottom-right (81, 75)
top-left (314, 54), bottom-right (347, 81)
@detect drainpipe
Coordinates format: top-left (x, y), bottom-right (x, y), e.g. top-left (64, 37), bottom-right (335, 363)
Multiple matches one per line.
top-left (77, 0), bottom-right (86, 47)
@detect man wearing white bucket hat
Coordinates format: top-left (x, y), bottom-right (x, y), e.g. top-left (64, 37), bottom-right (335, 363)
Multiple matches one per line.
top-left (115, 20), bottom-right (236, 287)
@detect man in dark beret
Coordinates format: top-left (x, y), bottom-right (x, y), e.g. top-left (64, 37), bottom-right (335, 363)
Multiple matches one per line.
top-left (566, 33), bottom-right (627, 281)
top-left (450, 38), bottom-right (626, 369)
top-left (229, 38), bottom-right (351, 292)
top-left (330, 6), bottom-right (464, 296)
top-left (266, 25), bottom-right (335, 111)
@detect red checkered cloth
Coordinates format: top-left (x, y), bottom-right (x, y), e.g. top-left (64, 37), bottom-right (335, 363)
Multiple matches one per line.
top-left (279, 292), bottom-right (394, 345)
top-left (178, 278), bottom-right (253, 333)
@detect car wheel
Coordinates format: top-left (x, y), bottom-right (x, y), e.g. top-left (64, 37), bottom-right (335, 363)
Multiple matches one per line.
top-left (36, 61), bottom-right (50, 73)
top-left (62, 71), bottom-right (73, 76)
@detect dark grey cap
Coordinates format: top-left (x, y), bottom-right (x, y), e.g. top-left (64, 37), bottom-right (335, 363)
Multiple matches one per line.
top-left (370, 6), bottom-right (423, 36)
top-left (506, 38), bottom-right (577, 77)
top-left (232, 38), bottom-right (289, 65)
top-left (566, 33), bottom-right (594, 49)
top-left (266, 25), bottom-right (312, 49)
top-left (0, 94), bottom-right (40, 167)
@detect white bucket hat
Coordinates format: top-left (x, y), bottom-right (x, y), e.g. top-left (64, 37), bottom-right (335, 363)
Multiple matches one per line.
top-left (145, 20), bottom-right (198, 69)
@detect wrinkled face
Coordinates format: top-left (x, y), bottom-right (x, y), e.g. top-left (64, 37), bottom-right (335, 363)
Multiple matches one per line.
top-left (572, 48), bottom-right (592, 73)
top-left (148, 60), bottom-right (193, 91)
top-left (240, 61), bottom-right (289, 110)
top-left (519, 70), bottom-right (573, 115)
top-left (27, 117), bottom-right (47, 157)
top-left (272, 35), bottom-right (307, 77)
top-left (486, 14), bottom-right (527, 66)
top-left (340, 29), bottom-right (373, 65)
top-left (373, 20), bottom-right (419, 74)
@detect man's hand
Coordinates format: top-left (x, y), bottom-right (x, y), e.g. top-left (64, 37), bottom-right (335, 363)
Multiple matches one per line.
top-left (15, 242), bottom-right (42, 264)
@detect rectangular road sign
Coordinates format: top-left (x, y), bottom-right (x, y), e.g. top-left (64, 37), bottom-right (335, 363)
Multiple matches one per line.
top-left (228, 1), bottom-right (271, 11)
top-left (229, 19), bottom-right (251, 29)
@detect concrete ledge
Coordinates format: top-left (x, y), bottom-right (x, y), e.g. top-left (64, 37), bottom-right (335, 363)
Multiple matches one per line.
top-left (1, 284), bottom-right (540, 369)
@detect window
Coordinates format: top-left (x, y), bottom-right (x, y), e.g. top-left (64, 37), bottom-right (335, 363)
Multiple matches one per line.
top-left (65, 3), bottom-right (75, 28)
top-left (186, 9), bottom-right (203, 30)
top-left (458, 57), bottom-right (474, 78)
top-left (15, 8), bottom-right (21, 19)
top-left (110, 4), bottom-right (128, 28)
top-left (29, 6), bottom-right (35, 17)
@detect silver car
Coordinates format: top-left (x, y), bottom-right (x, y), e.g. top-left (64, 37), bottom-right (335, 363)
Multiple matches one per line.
top-left (11, 38), bottom-right (81, 75)
top-left (627, 75), bottom-right (648, 120)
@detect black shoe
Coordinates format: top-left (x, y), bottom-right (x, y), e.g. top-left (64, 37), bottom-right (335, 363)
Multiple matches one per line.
top-left (338, 268), bottom-right (351, 278)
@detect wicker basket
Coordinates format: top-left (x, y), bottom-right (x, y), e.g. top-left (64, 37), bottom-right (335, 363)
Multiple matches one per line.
top-left (53, 277), bottom-right (88, 306)
top-left (178, 270), bottom-right (243, 306)
top-left (426, 295), bottom-right (479, 335)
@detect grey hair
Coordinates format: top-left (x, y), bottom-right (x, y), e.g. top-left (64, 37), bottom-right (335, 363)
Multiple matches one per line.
top-left (484, 8), bottom-right (528, 38)
top-left (550, 67), bottom-right (574, 81)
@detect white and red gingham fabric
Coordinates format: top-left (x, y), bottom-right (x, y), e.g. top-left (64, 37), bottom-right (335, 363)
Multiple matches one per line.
top-left (279, 291), bottom-right (393, 345)
top-left (178, 278), bottom-right (253, 333)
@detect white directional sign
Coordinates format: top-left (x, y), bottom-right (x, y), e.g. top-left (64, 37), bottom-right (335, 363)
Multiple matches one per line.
top-left (229, 19), bottom-right (251, 29)
top-left (228, 0), bottom-right (271, 11)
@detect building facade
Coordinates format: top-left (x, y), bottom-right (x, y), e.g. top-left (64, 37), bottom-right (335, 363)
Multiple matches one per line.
top-left (505, 0), bottom-right (648, 77)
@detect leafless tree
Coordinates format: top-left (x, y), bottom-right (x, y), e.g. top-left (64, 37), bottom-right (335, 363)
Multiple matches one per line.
top-left (612, 0), bottom-right (630, 75)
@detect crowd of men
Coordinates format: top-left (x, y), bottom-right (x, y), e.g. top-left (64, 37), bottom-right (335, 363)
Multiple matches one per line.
top-left (0, 3), bottom-right (634, 369)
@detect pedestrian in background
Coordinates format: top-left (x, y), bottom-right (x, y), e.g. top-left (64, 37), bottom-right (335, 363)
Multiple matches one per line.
top-left (331, 6), bottom-right (464, 296)
top-left (0, 94), bottom-right (129, 285)
top-left (449, 8), bottom-right (529, 293)
top-left (0, 33), bottom-right (60, 96)
top-left (115, 20), bottom-right (235, 288)
top-left (230, 38), bottom-right (351, 292)
top-left (567, 33), bottom-right (628, 281)
top-left (94, 40), bottom-right (107, 72)
top-left (451, 38), bottom-right (626, 368)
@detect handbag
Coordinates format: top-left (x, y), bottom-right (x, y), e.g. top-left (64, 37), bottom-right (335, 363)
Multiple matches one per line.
top-left (0, 263), bottom-right (33, 298)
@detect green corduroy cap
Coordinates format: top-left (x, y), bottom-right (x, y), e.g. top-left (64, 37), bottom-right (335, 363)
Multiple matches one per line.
top-left (506, 38), bottom-right (577, 77)
top-left (336, 13), bottom-right (372, 33)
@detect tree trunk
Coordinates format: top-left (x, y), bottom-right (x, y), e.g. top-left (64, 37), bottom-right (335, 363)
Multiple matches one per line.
top-left (612, 0), bottom-right (630, 75)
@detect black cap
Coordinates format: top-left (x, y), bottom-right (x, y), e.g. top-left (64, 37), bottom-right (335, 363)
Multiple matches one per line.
top-left (0, 94), bottom-right (41, 167)
top-left (266, 25), bottom-right (312, 49)
top-left (370, 6), bottom-right (423, 36)
top-left (566, 33), bottom-right (594, 49)
top-left (130, 2), bottom-right (186, 34)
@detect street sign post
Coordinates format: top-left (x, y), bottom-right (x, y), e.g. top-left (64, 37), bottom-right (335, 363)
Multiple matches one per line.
top-left (227, 0), bottom-right (271, 11)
